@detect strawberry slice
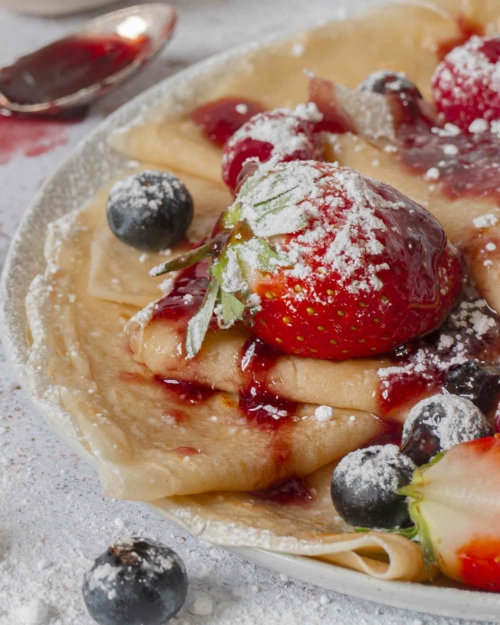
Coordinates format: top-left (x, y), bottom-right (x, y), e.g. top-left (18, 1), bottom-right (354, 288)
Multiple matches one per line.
top-left (221, 104), bottom-right (324, 191)
top-left (432, 35), bottom-right (500, 132)
top-left (401, 436), bottom-right (500, 590)
top-left (151, 160), bottom-right (462, 360)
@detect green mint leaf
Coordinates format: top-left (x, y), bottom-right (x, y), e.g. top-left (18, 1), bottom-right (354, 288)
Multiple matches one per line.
top-left (185, 279), bottom-right (219, 359)
top-left (220, 290), bottom-right (245, 327)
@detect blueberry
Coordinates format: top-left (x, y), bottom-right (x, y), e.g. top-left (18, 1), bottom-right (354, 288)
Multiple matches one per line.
top-left (107, 171), bottom-right (194, 251)
top-left (401, 394), bottom-right (493, 466)
top-left (358, 71), bottom-right (422, 100)
top-left (331, 445), bottom-right (415, 529)
top-left (82, 538), bottom-right (188, 625)
top-left (444, 361), bottom-right (500, 413)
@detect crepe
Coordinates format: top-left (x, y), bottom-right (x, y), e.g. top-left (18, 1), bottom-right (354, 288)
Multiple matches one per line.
top-left (26, 0), bottom-right (500, 586)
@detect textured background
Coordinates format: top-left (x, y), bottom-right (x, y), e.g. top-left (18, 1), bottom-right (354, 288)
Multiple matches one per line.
top-left (0, 1), bottom-right (487, 623)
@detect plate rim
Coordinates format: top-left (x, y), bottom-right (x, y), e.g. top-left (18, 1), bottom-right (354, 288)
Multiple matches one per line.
top-left (1, 9), bottom-right (500, 621)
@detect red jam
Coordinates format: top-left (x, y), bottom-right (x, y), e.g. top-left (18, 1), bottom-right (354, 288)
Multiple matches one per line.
top-left (253, 476), bottom-right (313, 506)
top-left (154, 376), bottom-right (215, 404)
top-left (393, 99), bottom-right (500, 202)
top-left (367, 419), bottom-right (402, 447)
top-left (190, 97), bottom-right (265, 146)
top-left (436, 15), bottom-right (485, 61)
top-left (379, 274), bottom-right (500, 416)
top-left (170, 446), bottom-right (200, 456)
top-left (238, 337), bottom-right (297, 431)
top-left (0, 111), bottom-right (75, 164)
top-left (152, 261), bottom-right (209, 322)
top-left (0, 34), bottom-right (151, 106)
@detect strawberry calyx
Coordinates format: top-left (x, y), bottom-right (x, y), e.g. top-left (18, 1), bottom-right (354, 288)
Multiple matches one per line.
top-left (150, 159), bottom-right (303, 357)
top-left (398, 453), bottom-right (445, 572)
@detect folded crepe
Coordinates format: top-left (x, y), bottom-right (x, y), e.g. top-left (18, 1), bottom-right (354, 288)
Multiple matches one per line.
top-left (27, 180), bottom-right (430, 582)
top-left (26, 0), bottom-right (500, 586)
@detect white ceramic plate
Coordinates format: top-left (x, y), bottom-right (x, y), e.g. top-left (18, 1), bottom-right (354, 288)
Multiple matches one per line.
top-left (2, 25), bottom-right (500, 624)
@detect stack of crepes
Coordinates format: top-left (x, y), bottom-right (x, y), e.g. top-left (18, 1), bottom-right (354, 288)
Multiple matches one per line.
top-left (26, 0), bottom-right (500, 585)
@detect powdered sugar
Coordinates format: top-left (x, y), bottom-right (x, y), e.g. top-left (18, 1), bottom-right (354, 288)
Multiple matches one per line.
top-left (108, 170), bottom-right (189, 218)
top-left (234, 161), bottom-right (398, 295)
top-left (473, 213), bottom-right (499, 228)
top-left (314, 406), bottom-right (334, 422)
top-left (378, 281), bottom-right (500, 396)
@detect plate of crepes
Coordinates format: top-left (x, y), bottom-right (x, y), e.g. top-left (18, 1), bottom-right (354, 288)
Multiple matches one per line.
top-left (5, 0), bottom-right (500, 620)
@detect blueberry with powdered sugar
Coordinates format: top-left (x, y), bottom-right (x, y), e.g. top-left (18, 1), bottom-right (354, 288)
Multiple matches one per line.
top-left (444, 361), bottom-right (500, 413)
top-left (107, 171), bottom-right (193, 251)
top-left (331, 445), bottom-right (415, 529)
top-left (358, 71), bottom-right (422, 100)
top-left (82, 537), bottom-right (188, 625)
top-left (400, 394), bottom-right (493, 466)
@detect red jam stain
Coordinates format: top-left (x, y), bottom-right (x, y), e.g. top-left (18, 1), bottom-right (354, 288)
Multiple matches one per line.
top-left (170, 446), bottom-right (200, 456)
top-left (368, 419), bottom-right (402, 447)
top-left (436, 15), bottom-right (485, 61)
top-left (253, 476), bottom-right (313, 506)
top-left (387, 92), bottom-right (500, 202)
top-left (458, 537), bottom-right (500, 592)
top-left (152, 260), bottom-right (209, 322)
top-left (238, 337), bottom-right (297, 431)
top-left (379, 272), bottom-right (500, 416)
top-left (190, 97), bottom-right (265, 147)
top-left (0, 34), bottom-right (151, 106)
top-left (119, 372), bottom-right (147, 384)
top-left (0, 111), bottom-right (74, 164)
top-left (154, 375), bottom-right (215, 404)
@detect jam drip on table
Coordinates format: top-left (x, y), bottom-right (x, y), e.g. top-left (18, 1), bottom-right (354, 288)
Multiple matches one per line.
top-left (253, 476), bottom-right (313, 506)
top-left (190, 97), bottom-right (265, 146)
top-left (239, 337), bottom-right (297, 431)
top-left (379, 272), bottom-right (500, 417)
top-left (0, 34), bottom-right (151, 106)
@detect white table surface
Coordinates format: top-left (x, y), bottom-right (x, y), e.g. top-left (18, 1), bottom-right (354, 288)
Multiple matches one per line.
top-left (0, 1), bottom-right (490, 623)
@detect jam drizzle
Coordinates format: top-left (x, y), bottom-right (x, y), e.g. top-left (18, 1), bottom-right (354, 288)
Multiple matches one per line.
top-left (436, 15), bottom-right (485, 61)
top-left (239, 337), bottom-right (297, 431)
top-left (152, 260), bottom-right (209, 322)
top-left (393, 98), bottom-right (500, 202)
top-left (378, 272), bottom-right (500, 416)
top-left (253, 476), bottom-right (313, 506)
top-left (154, 376), bottom-right (215, 404)
top-left (190, 97), bottom-right (265, 147)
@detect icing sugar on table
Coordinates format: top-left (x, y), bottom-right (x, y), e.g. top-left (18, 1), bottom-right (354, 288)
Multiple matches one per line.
top-left (0, 0), bottom-right (492, 623)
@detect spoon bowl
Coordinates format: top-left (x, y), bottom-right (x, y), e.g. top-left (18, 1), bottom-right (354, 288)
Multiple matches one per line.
top-left (0, 3), bottom-right (177, 116)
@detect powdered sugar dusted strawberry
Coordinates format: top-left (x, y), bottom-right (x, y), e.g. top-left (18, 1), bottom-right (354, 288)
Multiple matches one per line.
top-left (221, 104), bottom-right (324, 191)
top-left (401, 436), bottom-right (500, 591)
top-left (151, 160), bottom-right (462, 360)
top-left (432, 35), bottom-right (500, 131)
top-left (232, 162), bottom-right (462, 359)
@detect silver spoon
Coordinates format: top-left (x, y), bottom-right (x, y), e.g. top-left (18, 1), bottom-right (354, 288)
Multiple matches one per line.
top-left (0, 3), bottom-right (177, 117)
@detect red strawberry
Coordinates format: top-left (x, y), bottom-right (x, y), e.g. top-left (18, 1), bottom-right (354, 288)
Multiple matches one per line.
top-left (221, 105), bottom-right (325, 192)
top-left (401, 436), bottom-right (500, 591)
top-left (152, 160), bottom-right (462, 360)
top-left (432, 35), bottom-right (500, 132)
